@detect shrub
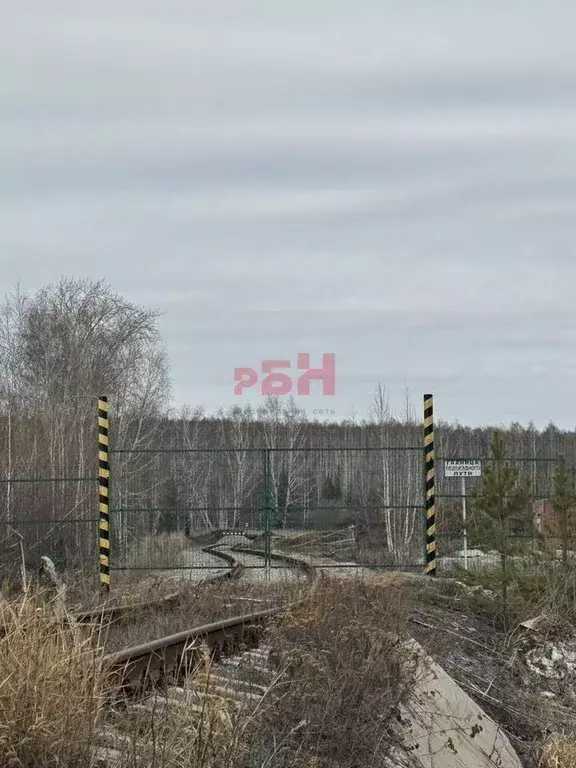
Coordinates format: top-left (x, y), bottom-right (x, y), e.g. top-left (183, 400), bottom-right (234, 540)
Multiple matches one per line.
top-left (258, 577), bottom-right (415, 768)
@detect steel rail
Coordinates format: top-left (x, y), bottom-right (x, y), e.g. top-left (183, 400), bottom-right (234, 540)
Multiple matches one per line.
top-left (103, 547), bottom-right (319, 695)
top-left (73, 545), bottom-right (243, 624)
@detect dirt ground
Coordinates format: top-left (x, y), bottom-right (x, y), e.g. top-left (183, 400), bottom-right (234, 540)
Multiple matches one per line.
top-left (384, 575), bottom-right (576, 768)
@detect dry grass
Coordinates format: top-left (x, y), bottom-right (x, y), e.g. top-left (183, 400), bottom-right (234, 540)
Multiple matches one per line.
top-left (0, 575), bottom-right (416, 768)
top-left (538, 735), bottom-right (576, 767)
top-left (515, 560), bottom-right (576, 625)
top-left (101, 579), bottom-right (304, 653)
top-left (453, 556), bottom-right (576, 630)
top-left (0, 589), bottom-right (107, 768)
top-left (62, 534), bottom-right (194, 611)
top-left (125, 532), bottom-right (191, 571)
top-left (107, 689), bottom-right (253, 768)
top-left (256, 576), bottom-right (416, 768)
top-left (0, 587), bottom-right (260, 768)
top-left (277, 530), bottom-right (422, 569)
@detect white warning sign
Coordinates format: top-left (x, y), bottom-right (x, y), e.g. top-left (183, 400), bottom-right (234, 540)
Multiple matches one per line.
top-left (444, 460), bottom-right (482, 478)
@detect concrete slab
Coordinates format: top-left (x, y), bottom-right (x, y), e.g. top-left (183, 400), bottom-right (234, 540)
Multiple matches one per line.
top-left (399, 640), bottom-right (522, 768)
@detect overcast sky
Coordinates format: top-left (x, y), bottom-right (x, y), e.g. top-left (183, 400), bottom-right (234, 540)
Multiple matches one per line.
top-left (2, 1), bottom-right (576, 428)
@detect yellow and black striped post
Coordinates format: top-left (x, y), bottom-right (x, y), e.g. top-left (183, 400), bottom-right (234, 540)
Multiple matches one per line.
top-left (98, 397), bottom-right (110, 591)
top-left (424, 394), bottom-right (436, 576)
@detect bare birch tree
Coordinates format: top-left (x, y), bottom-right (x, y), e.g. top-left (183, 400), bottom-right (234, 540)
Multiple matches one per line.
top-left (0, 278), bottom-right (170, 566)
top-left (216, 404), bottom-right (259, 528)
top-left (170, 405), bottom-right (217, 533)
top-left (399, 385), bottom-right (420, 559)
top-left (256, 397), bottom-right (308, 528)
top-left (367, 383), bottom-right (394, 551)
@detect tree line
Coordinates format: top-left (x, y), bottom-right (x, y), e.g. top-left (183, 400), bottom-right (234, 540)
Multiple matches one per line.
top-left (0, 278), bottom-right (571, 572)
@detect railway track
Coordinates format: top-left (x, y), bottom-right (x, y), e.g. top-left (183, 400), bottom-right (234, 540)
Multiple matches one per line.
top-left (95, 642), bottom-right (280, 767)
top-left (72, 545), bottom-right (243, 625)
top-left (103, 547), bottom-right (318, 694)
top-left (217, 545), bottom-right (310, 582)
top-left (93, 547), bottom-right (318, 765)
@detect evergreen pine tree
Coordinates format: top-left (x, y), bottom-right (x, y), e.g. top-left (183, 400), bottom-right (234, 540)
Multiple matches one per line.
top-left (471, 431), bottom-right (531, 615)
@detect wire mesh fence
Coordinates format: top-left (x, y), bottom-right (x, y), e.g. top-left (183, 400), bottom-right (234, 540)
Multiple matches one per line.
top-left (108, 446), bottom-right (427, 573)
top-left (435, 455), bottom-right (561, 575)
top-left (0, 474), bottom-right (98, 581)
top-left (0, 441), bottom-right (568, 583)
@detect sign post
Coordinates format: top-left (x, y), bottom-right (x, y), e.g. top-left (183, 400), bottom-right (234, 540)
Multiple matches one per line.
top-left (461, 475), bottom-right (468, 570)
top-left (444, 460), bottom-right (482, 570)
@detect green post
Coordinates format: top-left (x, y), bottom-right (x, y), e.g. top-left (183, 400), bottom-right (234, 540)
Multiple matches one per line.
top-left (262, 449), bottom-right (271, 580)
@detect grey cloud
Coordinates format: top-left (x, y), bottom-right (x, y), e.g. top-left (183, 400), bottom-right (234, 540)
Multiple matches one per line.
top-left (2, 0), bottom-right (576, 427)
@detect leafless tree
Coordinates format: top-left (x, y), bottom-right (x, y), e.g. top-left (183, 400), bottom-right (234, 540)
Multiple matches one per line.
top-left (1, 278), bottom-right (571, 574)
top-left (0, 278), bottom-right (170, 567)
top-left (256, 397), bottom-right (309, 528)
top-left (216, 404), bottom-right (259, 527)
top-left (367, 383), bottom-right (394, 551)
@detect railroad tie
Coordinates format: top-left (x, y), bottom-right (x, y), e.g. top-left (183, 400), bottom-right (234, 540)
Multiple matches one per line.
top-left (219, 656), bottom-right (271, 676)
top-left (94, 550), bottom-right (317, 766)
top-left (96, 643), bottom-right (279, 762)
top-left (199, 674), bottom-right (269, 695)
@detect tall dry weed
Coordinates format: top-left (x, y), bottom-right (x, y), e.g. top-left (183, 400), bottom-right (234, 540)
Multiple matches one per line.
top-left (0, 590), bottom-right (107, 767)
top-left (111, 684), bottom-right (253, 768)
top-left (125, 532), bottom-right (190, 571)
top-left (0, 576), bottom-right (415, 768)
top-left (537, 734), bottom-right (576, 768)
top-left (258, 576), bottom-right (415, 768)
